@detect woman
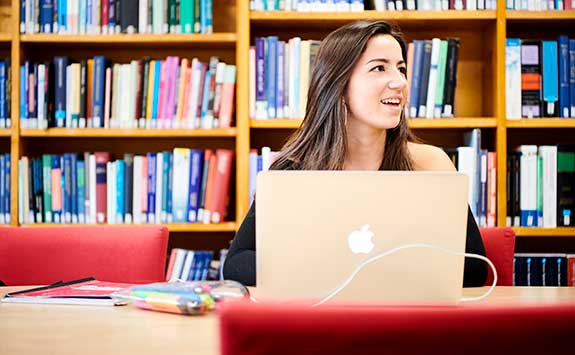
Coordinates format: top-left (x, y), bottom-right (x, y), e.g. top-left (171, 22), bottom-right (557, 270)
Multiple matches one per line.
top-left (224, 20), bottom-right (487, 287)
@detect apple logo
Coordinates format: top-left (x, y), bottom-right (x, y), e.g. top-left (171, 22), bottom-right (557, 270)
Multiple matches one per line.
top-left (347, 224), bottom-right (375, 254)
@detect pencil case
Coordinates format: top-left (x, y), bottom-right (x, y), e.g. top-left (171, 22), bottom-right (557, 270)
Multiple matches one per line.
top-left (112, 280), bottom-right (250, 315)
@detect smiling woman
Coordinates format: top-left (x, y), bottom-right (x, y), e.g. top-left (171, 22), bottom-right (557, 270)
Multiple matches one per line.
top-left (223, 20), bottom-right (487, 288)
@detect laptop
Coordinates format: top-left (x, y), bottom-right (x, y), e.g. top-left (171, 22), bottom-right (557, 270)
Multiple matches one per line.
top-left (255, 170), bottom-right (469, 304)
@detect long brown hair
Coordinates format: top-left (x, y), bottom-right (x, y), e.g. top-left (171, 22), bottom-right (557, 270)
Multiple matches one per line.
top-left (270, 20), bottom-right (417, 171)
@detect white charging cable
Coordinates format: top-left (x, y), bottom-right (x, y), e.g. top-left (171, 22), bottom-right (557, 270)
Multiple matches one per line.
top-left (311, 243), bottom-right (497, 307)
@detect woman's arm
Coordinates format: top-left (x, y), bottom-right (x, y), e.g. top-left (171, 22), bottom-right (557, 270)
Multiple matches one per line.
top-left (222, 203), bottom-right (256, 286)
top-left (409, 142), bottom-right (487, 287)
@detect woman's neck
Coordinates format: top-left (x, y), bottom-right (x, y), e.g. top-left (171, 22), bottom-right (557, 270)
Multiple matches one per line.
top-left (344, 123), bottom-right (386, 171)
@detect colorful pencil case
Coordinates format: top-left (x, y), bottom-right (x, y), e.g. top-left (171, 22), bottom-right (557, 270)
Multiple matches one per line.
top-left (112, 280), bottom-right (250, 315)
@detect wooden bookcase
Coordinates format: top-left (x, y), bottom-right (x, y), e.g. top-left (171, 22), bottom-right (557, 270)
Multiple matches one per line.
top-left (1, 0), bottom-right (575, 254)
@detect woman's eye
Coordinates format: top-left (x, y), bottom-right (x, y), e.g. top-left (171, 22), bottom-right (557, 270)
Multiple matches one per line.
top-left (399, 67), bottom-right (407, 76)
top-left (371, 65), bottom-right (385, 72)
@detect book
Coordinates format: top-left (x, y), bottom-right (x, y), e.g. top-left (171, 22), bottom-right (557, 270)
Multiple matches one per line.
top-left (1, 277), bottom-right (133, 306)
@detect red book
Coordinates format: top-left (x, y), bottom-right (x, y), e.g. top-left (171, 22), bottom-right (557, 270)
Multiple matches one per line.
top-left (202, 154), bottom-right (218, 224)
top-left (210, 149), bottom-right (234, 224)
top-left (2, 278), bottom-right (134, 306)
top-left (95, 152), bottom-right (110, 223)
top-left (568, 255), bottom-right (575, 287)
top-left (218, 65), bottom-right (236, 128)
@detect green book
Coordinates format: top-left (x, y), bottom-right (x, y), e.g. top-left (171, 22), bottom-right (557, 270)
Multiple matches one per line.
top-left (434, 40), bottom-right (448, 118)
top-left (536, 154), bottom-right (543, 227)
top-left (42, 154), bottom-right (52, 223)
top-left (180, 0), bottom-right (194, 34)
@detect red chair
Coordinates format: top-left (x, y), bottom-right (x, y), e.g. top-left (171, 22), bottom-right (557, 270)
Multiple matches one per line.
top-left (0, 226), bottom-right (168, 285)
top-left (479, 227), bottom-right (516, 286)
top-left (219, 301), bottom-right (575, 355)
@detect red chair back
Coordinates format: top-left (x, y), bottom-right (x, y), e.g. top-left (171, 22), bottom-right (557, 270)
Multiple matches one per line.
top-left (220, 301), bottom-right (575, 355)
top-left (479, 227), bottom-right (516, 286)
top-left (0, 226), bottom-right (168, 285)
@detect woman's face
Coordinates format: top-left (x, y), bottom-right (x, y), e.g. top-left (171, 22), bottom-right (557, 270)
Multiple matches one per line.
top-left (344, 34), bottom-right (408, 131)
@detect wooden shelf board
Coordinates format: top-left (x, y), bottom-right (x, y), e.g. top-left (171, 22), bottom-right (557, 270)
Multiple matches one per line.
top-left (408, 118), bottom-right (498, 129)
top-left (513, 227), bottom-right (575, 237)
top-left (506, 10), bottom-right (575, 20)
top-left (0, 129), bottom-right (11, 137)
top-left (0, 33), bottom-right (11, 42)
top-left (22, 222), bottom-right (237, 232)
top-left (251, 10), bottom-right (496, 23)
top-left (506, 119), bottom-right (575, 128)
top-left (250, 118), bottom-right (497, 129)
top-left (20, 128), bottom-right (237, 137)
top-left (250, 119), bottom-right (302, 129)
top-left (20, 33), bottom-right (237, 44)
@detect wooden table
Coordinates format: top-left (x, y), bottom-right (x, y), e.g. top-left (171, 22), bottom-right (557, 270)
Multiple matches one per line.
top-left (1, 287), bottom-right (574, 355)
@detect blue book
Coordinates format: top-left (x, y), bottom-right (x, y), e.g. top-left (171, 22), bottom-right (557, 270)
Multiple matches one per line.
top-left (276, 41), bottom-right (285, 118)
top-left (53, 56), bottom-right (68, 127)
top-left (20, 0), bottom-right (25, 33)
top-left (167, 152), bottom-right (174, 223)
top-left (558, 36), bottom-right (570, 118)
top-left (116, 160), bottom-right (125, 224)
top-left (205, 0), bottom-right (213, 33)
top-left (569, 40), bottom-right (575, 118)
top-left (200, 71), bottom-right (211, 121)
top-left (78, 0), bottom-right (86, 33)
top-left (292, 37), bottom-right (300, 118)
top-left (0, 61), bottom-right (6, 122)
top-left (58, 0), bottom-right (66, 33)
top-left (77, 159), bottom-right (85, 223)
top-left (201, 251), bottom-right (214, 280)
top-left (255, 37), bottom-right (266, 118)
top-left (41, 0), bottom-right (54, 33)
top-left (0, 155), bottom-right (4, 223)
top-left (4, 154), bottom-right (10, 223)
top-left (92, 56), bottom-right (106, 127)
top-left (267, 36), bottom-right (278, 119)
top-left (87, 0), bottom-right (92, 33)
top-left (161, 151), bottom-right (170, 223)
top-left (257, 155), bottom-right (262, 173)
top-left (152, 60), bottom-right (161, 124)
top-left (146, 152), bottom-right (157, 223)
top-left (70, 153), bottom-right (77, 223)
top-left (409, 40), bottom-right (424, 118)
top-left (541, 40), bottom-right (559, 117)
top-left (187, 149), bottom-right (203, 222)
top-left (19, 66), bottom-right (25, 127)
top-left (200, 0), bottom-right (207, 33)
top-left (193, 251), bottom-right (206, 281)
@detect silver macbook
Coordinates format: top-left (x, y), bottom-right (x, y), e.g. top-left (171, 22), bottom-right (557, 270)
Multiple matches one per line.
top-left (255, 171), bottom-right (469, 304)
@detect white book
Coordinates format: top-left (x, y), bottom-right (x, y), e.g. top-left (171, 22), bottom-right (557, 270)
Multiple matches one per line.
top-left (139, 0), bottom-right (148, 34)
top-left (519, 145), bottom-right (538, 227)
top-left (426, 38), bottom-right (441, 119)
top-left (289, 37), bottom-right (301, 119)
top-left (180, 251), bottom-right (196, 281)
top-left (506, 39), bottom-right (522, 119)
top-left (479, 151), bottom-right (488, 227)
top-left (89, 154), bottom-right (97, 224)
top-left (107, 162), bottom-right (114, 224)
top-left (248, 151), bottom-right (258, 206)
top-left (299, 40), bottom-right (311, 119)
top-left (172, 148), bottom-right (191, 223)
top-left (261, 146), bottom-right (272, 172)
top-left (130, 61), bottom-right (139, 128)
top-left (133, 156), bottom-right (143, 224)
top-left (467, 0), bottom-right (477, 9)
top-left (168, 248), bottom-right (188, 281)
top-left (37, 64), bottom-right (45, 129)
top-left (249, 47), bottom-right (256, 118)
top-left (283, 42), bottom-right (290, 116)
top-left (187, 58), bottom-right (202, 128)
top-left (457, 147), bottom-right (477, 222)
top-left (539, 146), bottom-right (557, 228)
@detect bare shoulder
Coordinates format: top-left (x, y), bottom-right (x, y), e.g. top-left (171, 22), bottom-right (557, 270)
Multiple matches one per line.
top-left (407, 142), bottom-right (456, 172)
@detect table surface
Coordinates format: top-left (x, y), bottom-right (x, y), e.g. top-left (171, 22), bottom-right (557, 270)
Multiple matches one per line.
top-left (1, 286), bottom-right (575, 355)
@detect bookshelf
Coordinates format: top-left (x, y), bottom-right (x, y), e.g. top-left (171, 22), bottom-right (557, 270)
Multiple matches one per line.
top-left (1, 0), bottom-right (575, 258)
